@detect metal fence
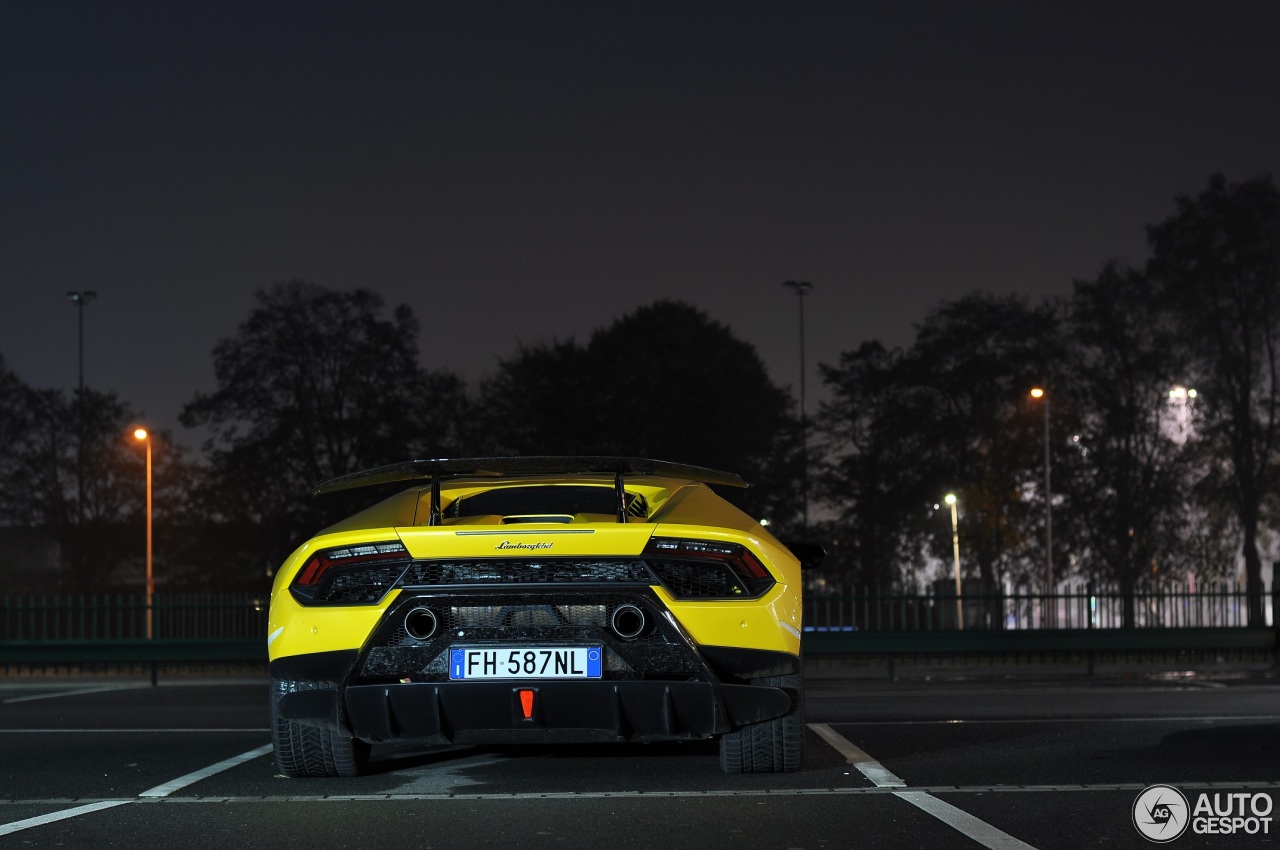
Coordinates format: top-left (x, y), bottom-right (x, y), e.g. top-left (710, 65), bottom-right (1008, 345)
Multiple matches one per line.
top-left (0, 593), bottom-right (269, 641)
top-left (0, 589), bottom-right (1275, 677)
top-left (804, 580), bottom-right (1277, 632)
top-left (1, 583), bottom-right (1274, 642)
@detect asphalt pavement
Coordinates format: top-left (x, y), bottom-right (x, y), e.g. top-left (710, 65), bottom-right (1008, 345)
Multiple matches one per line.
top-left (1, 661), bottom-right (1277, 849)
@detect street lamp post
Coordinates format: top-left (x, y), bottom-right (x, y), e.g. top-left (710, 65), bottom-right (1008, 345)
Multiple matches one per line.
top-left (944, 493), bottom-right (963, 630)
top-left (67, 291), bottom-right (97, 529)
top-left (1030, 387), bottom-right (1053, 626)
top-left (782, 280), bottom-right (813, 528)
top-left (133, 428), bottom-right (153, 640)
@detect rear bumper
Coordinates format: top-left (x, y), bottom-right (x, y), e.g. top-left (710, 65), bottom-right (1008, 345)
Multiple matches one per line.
top-left (352, 680), bottom-right (718, 743)
top-left (272, 647), bottom-right (798, 745)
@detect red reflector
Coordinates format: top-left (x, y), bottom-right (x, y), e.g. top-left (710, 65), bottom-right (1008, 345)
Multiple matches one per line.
top-left (739, 550), bottom-right (770, 579)
top-left (296, 556), bottom-right (325, 586)
top-left (518, 688), bottom-right (535, 719)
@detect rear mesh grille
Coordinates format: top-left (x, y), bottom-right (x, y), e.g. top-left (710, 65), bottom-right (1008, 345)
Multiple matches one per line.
top-left (648, 561), bottom-right (755, 598)
top-left (401, 560), bottom-right (652, 586)
top-left (356, 590), bottom-right (706, 682)
top-left (320, 566), bottom-right (407, 603)
top-left (386, 603), bottom-right (612, 643)
top-left (295, 556), bottom-right (775, 604)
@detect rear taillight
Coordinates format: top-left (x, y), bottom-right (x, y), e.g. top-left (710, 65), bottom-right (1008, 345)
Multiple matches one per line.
top-left (290, 541), bottom-right (411, 604)
top-left (643, 537), bottom-right (776, 598)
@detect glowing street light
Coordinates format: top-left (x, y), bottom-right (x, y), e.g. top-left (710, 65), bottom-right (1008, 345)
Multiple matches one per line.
top-left (133, 427), bottom-right (153, 639)
top-left (944, 493), bottom-right (963, 630)
top-left (1166, 386), bottom-right (1198, 444)
top-left (1030, 387), bottom-right (1053, 625)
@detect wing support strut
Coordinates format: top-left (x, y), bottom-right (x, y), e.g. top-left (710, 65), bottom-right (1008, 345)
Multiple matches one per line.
top-left (614, 471), bottom-right (626, 523)
top-left (429, 476), bottom-right (442, 526)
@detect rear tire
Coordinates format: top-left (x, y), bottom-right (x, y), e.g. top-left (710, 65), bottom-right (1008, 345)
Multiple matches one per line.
top-left (270, 677), bottom-right (369, 778)
top-left (719, 672), bottom-right (804, 773)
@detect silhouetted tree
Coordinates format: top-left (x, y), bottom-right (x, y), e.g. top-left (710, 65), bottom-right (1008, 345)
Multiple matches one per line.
top-left (475, 340), bottom-right (596, 455)
top-left (819, 293), bottom-right (1063, 595)
top-left (0, 353), bottom-right (37, 523)
top-left (1148, 173), bottom-right (1280, 626)
top-left (0, 352), bottom-right (161, 587)
top-left (814, 341), bottom-right (918, 587)
top-left (908, 293), bottom-right (1067, 595)
top-left (479, 300), bottom-right (801, 529)
top-left (1063, 262), bottom-right (1206, 625)
top-left (180, 281), bottom-right (469, 575)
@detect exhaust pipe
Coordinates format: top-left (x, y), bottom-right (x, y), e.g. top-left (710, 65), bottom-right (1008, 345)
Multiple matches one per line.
top-left (610, 604), bottom-right (647, 640)
top-left (404, 607), bottom-right (439, 641)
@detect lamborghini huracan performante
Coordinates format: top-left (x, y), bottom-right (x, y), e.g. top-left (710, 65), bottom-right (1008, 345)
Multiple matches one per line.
top-left (267, 457), bottom-right (820, 777)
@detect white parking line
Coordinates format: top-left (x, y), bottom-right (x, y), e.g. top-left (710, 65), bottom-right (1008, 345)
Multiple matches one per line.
top-left (139, 744), bottom-right (274, 797)
top-left (2, 685), bottom-right (147, 704)
top-left (809, 723), bottom-right (904, 787)
top-left (809, 722), bottom-right (1040, 850)
top-left (814, 714), bottom-right (1280, 726)
top-left (0, 801), bottom-right (131, 837)
top-left (894, 791), bottom-right (1041, 850)
top-left (5, 781), bottom-right (1279, 807)
top-left (0, 744), bottom-right (273, 836)
top-left (0, 728), bottom-right (268, 733)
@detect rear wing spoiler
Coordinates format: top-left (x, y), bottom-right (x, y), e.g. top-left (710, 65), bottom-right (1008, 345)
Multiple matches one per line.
top-left (312, 456), bottom-right (748, 525)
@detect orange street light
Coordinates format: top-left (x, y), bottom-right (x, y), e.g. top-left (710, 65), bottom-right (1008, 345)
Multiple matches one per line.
top-left (133, 428), bottom-right (153, 639)
top-left (944, 493), bottom-right (963, 630)
top-left (1029, 388), bottom-right (1053, 626)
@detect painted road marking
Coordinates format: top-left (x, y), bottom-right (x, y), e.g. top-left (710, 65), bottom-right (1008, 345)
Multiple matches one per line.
top-left (0, 728), bottom-right (268, 733)
top-left (0, 721), bottom-right (1274, 838)
top-left (895, 791), bottom-right (1041, 850)
top-left (817, 714), bottom-right (1280, 726)
top-left (2, 713), bottom-right (1273, 733)
top-left (809, 722), bottom-right (1039, 850)
top-left (3, 781), bottom-right (1279, 807)
top-left (809, 722), bottom-right (904, 787)
top-left (0, 801), bottom-right (131, 836)
top-left (139, 744), bottom-right (274, 797)
top-left (1, 685), bottom-right (147, 704)
top-left (0, 744), bottom-right (273, 836)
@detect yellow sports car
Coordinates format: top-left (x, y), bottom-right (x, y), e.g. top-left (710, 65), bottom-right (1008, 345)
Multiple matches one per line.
top-left (267, 457), bottom-right (817, 776)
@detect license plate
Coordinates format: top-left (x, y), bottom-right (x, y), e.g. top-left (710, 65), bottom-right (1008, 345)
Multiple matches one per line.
top-left (449, 646), bottom-right (603, 680)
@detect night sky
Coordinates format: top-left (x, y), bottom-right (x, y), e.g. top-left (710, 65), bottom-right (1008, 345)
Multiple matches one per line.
top-left (4, 2), bottom-right (1279, 442)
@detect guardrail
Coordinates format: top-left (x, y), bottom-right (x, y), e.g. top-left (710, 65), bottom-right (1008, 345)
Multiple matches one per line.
top-left (1, 629), bottom-right (1273, 683)
top-left (802, 626), bottom-right (1278, 654)
top-left (803, 626), bottom-right (1278, 679)
top-left (0, 638), bottom-right (265, 665)
top-left (804, 580), bottom-right (1278, 630)
top-left (0, 593), bottom-right (269, 681)
top-left (0, 637), bottom-right (267, 683)
top-left (1, 592), bottom-right (1275, 681)
top-left (1, 593), bottom-right (267, 640)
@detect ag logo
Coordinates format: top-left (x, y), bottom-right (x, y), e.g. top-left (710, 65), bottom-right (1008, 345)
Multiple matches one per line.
top-left (1133, 785), bottom-right (1190, 842)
